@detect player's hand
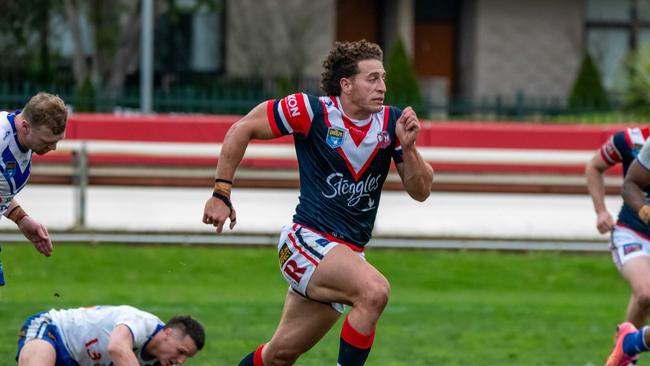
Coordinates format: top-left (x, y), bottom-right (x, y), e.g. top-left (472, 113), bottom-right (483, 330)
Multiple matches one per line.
top-left (17, 216), bottom-right (53, 256)
top-left (396, 106), bottom-right (420, 148)
top-left (596, 210), bottom-right (615, 234)
top-left (203, 196), bottom-right (237, 233)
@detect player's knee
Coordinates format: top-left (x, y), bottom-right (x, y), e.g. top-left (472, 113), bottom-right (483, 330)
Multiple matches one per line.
top-left (359, 277), bottom-right (391, 313)
top-left (635, 290), bottom-right (650, 310)
top-left (265, 347), bottom-right (301, 366)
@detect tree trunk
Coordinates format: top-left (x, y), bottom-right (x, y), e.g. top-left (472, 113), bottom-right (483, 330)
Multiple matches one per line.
top-left (63, 0), bottom-right (88, 87)
top-left (105, 0), bottom-right (142, 104)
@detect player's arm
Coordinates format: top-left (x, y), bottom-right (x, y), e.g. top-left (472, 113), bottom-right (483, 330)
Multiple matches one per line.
top-left (624, 158), bottom-right (650, 225)
top-left (107, 324), bottom-right (139, 366)
top-left (3, 198), bottom-right (52, 256)
top-left (585, 151), bottom-right (615, 233)
top-left (394, 107), bottom-right (433, 202)
top-left (203, 101), bottom-right (276, 233)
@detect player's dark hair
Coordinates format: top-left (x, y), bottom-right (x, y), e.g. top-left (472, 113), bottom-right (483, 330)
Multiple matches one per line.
top-left (22, 92), bottom-right (67, 135)
top-left (165, 315), bottom-right (205, 350)
top-left (321, 39), bottom-right (383, 96)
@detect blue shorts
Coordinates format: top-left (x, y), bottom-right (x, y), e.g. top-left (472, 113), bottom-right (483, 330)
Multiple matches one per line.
top-left (16, 312), bottom-right (79, 366)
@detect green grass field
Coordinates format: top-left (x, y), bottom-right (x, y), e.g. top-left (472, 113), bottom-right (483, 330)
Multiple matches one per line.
top-left (0, 243), bottom-right (632, 365)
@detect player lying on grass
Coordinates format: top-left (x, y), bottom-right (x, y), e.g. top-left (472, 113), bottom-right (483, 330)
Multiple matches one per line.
top-left (16, 305), bottom-right (204, 366)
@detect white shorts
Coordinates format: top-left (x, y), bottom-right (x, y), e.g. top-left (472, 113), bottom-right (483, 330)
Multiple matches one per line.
top-left (610, 225), bottom-right (650, 270)
top-left (277, 223), bottom-right (364, 313)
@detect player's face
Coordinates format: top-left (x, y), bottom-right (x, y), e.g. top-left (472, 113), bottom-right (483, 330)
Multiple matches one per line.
top-left (156, 328), bottom-right (198, 366)
top-left (24, 123), bottom-right (65, 155)
top-left (348, 59), bottom-right (386, 116)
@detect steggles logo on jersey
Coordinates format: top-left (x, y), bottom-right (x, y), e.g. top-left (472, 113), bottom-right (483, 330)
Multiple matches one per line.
top-left (322, 172), bottom-right (382, 211)
top-left (326, 127), bottom-right (346, 148)
top-left (377, 130), bottom-right (391, 149)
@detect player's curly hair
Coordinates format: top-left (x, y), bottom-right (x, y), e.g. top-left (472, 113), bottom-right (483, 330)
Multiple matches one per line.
top-left (321, 39), bottom-right (383, 96)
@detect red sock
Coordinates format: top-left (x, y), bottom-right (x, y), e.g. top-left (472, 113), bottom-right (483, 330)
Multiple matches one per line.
top-left (339, 316), bottom-right (375, 365)
top-left (253, 344), bottom-right (265, 366)
top-left (240, 343), bottom-right (265, 366)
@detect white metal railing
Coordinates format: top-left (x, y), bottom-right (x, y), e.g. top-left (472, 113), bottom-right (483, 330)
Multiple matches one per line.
top-left (52, 140), bottom-right (594, 228)
top-left (56, 140), bottom-right (593, 165)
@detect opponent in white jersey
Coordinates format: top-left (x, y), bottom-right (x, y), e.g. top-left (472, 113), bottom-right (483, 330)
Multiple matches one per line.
top-left (0, 92), bottom-right (67, 286)
top-left (17, 305), bottom-right (205, 366)
top-left (203, 40), bottom-right (433, 366)
top-left (606, 139), bottom-right (650, 365)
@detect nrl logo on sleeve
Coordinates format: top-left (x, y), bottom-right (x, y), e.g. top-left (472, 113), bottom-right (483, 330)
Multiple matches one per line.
top-left (3, 161), bottom-right (17, 178)
top-left (377, 131), bottom-right (391, 149)
top-left (326, 127), bottom-right (346, 149)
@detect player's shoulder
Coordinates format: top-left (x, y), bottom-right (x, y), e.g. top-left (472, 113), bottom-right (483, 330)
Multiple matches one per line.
top-left (614, 127), bottom-right (647, 150)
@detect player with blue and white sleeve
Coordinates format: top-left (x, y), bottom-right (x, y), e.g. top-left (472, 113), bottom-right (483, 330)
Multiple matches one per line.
top-left (0, 92), bottom-right (68, 286)
top-left (16, 305), bottom-right (205, 365)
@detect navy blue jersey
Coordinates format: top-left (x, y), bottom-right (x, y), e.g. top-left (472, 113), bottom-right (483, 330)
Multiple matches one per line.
top-left (268, 93), bottom-right (404, 249)
top-left (601, 128), bottom-right (650, 236)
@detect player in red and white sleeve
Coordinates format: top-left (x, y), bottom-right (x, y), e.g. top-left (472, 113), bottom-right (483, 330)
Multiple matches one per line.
top-left (202, 40), bottom-right (433, 366)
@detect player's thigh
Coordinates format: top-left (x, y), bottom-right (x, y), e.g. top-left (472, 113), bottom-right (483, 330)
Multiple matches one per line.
top-left (266, 289), bottom-right (341, 355)
top-left (307, 244), bottom-right (389, 305)
top-left (611, 227), bottom-right (650, 292)
top-left (621, 256), bottom-right (650, 293)
top-left (18, 339), bottom-right (57, 366)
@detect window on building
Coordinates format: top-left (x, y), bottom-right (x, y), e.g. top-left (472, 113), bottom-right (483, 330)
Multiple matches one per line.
top-left (586, 0), bottom-right (650, 90)
top-left (155, 1), bottom-right (224, 74)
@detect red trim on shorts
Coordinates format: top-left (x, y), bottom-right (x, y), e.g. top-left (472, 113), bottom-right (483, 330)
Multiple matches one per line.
top-left (615, 223), bottom-right (650, 241)
top-left (267, 100), bottom-right (282, 137)
top-left (288, 232), bottom-right (319, 266)
top-left (294, 223), bottom-right (365, 252)
top-left (253, 343), bottom-right (265, 366)
top-left (341, 316), bottom-right (375, 349)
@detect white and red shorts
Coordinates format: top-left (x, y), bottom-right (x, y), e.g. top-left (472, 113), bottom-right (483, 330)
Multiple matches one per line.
top-left (610, 225), bottom-right (650, 270)
top-left (277, 223), bottom-right (364, 313)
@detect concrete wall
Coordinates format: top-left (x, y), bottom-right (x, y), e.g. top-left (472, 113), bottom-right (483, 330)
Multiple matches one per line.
top-left (464, 0), bottom-right (584, 102)
top-left (225, 0), bottom-right (335, 78)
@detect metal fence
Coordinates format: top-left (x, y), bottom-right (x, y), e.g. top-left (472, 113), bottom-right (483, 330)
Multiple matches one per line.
top-left (0, 80), bottom-right (627, 122)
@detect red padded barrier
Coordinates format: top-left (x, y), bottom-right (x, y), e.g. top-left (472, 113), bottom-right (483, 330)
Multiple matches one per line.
top-left (65, 114), bottom-right (623, 149)
top-left (37, 114), bottom-right (635, 175)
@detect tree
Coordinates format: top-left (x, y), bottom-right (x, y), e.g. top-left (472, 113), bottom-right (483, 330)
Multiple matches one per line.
top-left (621, 46), bottom-right (650, 115)
top-left (0, 0), bottom-right (64, 83)
top-left (568, 51), bottom-right (610, 111)
top-left (227, 0), bottom-right (331, 94)
top-left (385, 38), bottom-right (422, 108)
top-left (63, 0), bottom-right (143, 107)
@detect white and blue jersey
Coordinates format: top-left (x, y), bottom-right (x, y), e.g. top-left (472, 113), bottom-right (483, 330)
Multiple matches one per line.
top-left (17, 305), bottom-right (164, 366)
top-left (268, 94), bottom-right (404, 249)
top-left (0, 111), bottom-right (32, 214)
top-left (601, 127), bottom-right (650, 236)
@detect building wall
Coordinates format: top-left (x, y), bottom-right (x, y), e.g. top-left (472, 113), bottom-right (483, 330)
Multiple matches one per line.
top-left (466, 0), bottom-right (584, 102)
top-left (225, 0), bottom-right (335, 78)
